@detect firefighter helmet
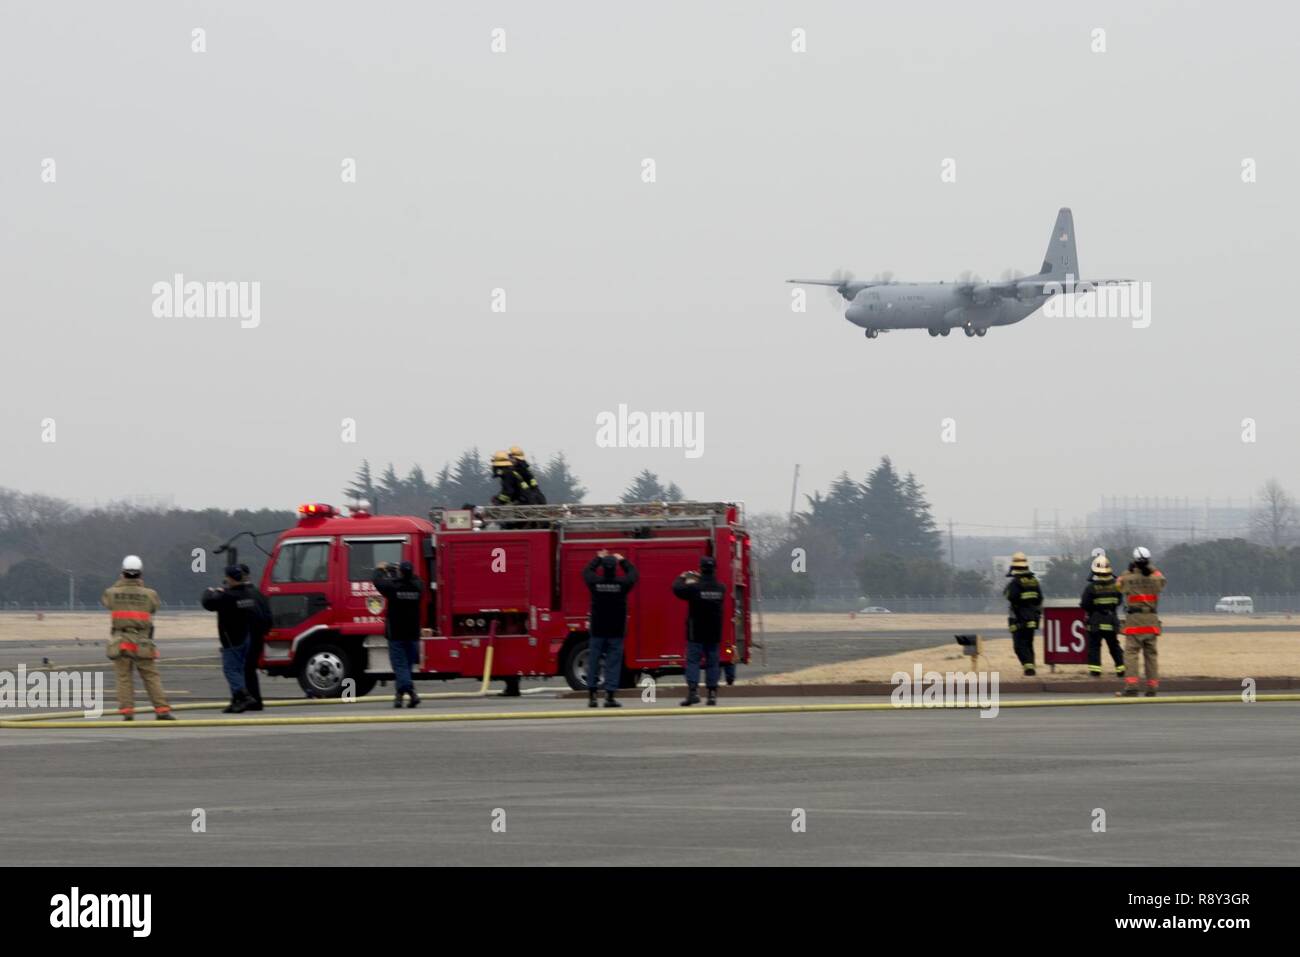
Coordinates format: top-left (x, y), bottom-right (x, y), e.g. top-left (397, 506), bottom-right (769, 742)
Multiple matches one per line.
top-left (490, 451), bottom-right (511, 468)
top-left (1091, 555), bottom-right (1112, 575)
top-left (122, 555), bottom-right (143, 573)
top-left (1009, 551), bottom-right (1029, 570)
top-left (1090, 547), bottom-right (1106, 560)
top-left (1133, 546), bottom-right (1152, 562)
top-left (508, 446), bottom-right (526, 459)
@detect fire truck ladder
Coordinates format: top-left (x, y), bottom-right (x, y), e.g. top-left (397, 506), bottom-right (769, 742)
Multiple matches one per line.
top-left (433, 501), bottom-right (742, 532)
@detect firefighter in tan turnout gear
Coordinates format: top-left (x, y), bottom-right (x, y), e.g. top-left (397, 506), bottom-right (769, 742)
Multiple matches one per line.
top-left (100, 555), bottom-right (174, 720)
top-left (1003, 552), bottom-right (1043, 676)
top-left (1117, 546), bottom-right (1166, 697)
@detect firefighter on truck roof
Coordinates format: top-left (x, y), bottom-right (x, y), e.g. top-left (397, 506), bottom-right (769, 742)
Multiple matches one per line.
top-left (490, 450), bottom-right (525, 506)
top-left (508, 446), bottom-right (546, 504)
top-left (1003, 551), bottom-right (1042, 677)
top-left (101, 555), bottom-right (174, 721)
top-left (1117, 546), bottom-right (1166, 697)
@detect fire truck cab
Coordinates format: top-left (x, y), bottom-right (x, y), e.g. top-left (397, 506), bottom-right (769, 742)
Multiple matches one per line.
top-left (259, 501), bottom-right (753, 697)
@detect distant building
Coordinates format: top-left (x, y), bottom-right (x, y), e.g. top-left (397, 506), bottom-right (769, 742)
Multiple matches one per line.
top-left (1086, 497), bottom-right (1251, 548)
top-left (992, 555), bottom-right (1052, 579)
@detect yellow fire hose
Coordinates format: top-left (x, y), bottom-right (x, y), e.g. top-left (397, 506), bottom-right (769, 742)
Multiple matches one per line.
top-left (3, 692), bottom-right (1297, 730)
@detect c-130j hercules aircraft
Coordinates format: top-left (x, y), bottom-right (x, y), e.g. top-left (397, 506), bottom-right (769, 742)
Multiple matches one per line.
top-left (789, 208), bottom-right (1133, 339)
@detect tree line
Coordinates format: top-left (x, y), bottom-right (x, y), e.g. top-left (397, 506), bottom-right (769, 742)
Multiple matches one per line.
top-left (342, 451), bottom-right (686, 516)
top-left (754, 456), bottom-right (991, 601)
top-left (754, 471), bottom-right (1300, 602)
top-left (0, 454), bottom-right (689, 605)
top-left (5, 465), bottom-right (1299, 607)
top-left (0, 489), bottom-right (294, 607)
top-left (0, 457), bottom-right (982, 606)
top-left (1041, 536), bottom-right (1300, 599)
top-left (1034, 480), bottom-right (1300, 598)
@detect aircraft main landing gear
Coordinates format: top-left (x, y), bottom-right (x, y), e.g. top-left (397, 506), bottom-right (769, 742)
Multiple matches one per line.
top-left (940, 328), bottom-right (950, 336)
top-left (964, 326), bottom-right (977, 337)
top-left (976, 327), bottom-right (987, 337)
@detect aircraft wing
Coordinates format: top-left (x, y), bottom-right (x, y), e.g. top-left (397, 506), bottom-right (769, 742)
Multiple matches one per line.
top-left (786, 277), bottom-right (887, 301)
top-left (786, 278), bottom-right (889, 288)
top-left (959, 277), bottom-right (1138, 300)
top-left (1001, 278), bottom-right (1137, 295)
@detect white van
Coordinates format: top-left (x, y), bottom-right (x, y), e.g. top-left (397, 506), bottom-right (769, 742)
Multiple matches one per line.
top-left (1214, 596), bottom-right (1254, 615)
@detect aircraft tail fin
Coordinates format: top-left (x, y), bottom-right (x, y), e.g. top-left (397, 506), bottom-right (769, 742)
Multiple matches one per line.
top-left (1037, 208), bottom-right (1078, 279)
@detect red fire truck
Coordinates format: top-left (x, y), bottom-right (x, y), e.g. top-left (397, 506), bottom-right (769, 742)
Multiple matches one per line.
top-left (258, 501), bottom-right (754, 697)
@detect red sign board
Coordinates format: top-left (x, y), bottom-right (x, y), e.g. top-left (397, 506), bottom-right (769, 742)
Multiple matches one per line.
top-left (1042, 607), bottom-right (1089, 664)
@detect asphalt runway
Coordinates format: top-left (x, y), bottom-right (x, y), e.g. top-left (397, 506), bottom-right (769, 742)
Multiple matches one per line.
top-left (0, 630), bottom-right (946, 701)
top-left (2, 695), bottom-right (1297, 866)
top-left (0, 621), bottom-right (1289, 702)
top-left (1, 623), bottom-right (1288, 701)
top-left (5, 627), bottom-right (1296, 866)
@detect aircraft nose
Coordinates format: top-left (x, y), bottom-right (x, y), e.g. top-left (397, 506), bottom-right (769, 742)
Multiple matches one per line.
top-left (845, 301), bottom-right (867, 327)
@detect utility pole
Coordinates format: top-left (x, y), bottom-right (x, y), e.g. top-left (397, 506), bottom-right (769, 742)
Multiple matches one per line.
top-left (788, 464), bottom-right (800, 526)
top-left (67, 570), bottom-right (75, 611)
top-left (948, 518), bottom-right (956, 566)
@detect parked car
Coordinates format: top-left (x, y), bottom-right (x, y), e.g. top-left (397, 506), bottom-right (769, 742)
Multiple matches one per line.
top-left (858, 606), bottom-right (893, 614)
top-left (1214, 596), bottom-right (1254, 615)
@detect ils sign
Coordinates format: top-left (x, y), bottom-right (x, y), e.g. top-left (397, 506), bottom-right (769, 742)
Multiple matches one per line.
top-left (1042, 607), bottom-right (1088, 664)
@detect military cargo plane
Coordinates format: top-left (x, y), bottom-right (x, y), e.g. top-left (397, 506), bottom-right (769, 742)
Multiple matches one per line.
top-left (789, 208), bottom-right (1132, 338)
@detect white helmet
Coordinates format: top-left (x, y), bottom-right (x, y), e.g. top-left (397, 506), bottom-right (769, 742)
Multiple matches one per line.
top-left (1132, 546), bottom-right (1151, 561)
top-left (1090, 547), bottom-right (1106, 559)
top-left (1090, 555), bottom-right (1112, 575)
top-left (122, 554), bottom-right (143, 573)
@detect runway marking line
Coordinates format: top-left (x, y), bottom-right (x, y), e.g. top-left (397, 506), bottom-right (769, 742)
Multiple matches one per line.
top-left (2, 693), bottom-right (1297, 729)
top-left (0, 681), bottom-right (554, 724)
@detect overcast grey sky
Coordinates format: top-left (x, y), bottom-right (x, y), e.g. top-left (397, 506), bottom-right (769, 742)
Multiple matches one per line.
top-left (2, 1), bottom-right (1297, 532)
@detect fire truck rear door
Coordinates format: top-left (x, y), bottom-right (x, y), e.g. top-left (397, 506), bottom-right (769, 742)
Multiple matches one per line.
top-left (566, 540), bottom-right (707, 670)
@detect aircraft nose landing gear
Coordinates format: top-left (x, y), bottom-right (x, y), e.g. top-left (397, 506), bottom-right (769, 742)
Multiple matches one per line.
top-left (864, 328), bottom-right (879, 339)
top-left (964, 325), bottom-right (977, 337)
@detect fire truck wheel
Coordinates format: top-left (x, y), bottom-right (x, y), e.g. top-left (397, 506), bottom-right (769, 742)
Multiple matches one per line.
top-left (296, 641), bottom-right (374, 698)
top-left (561, 641), bottom-right (590, 691)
